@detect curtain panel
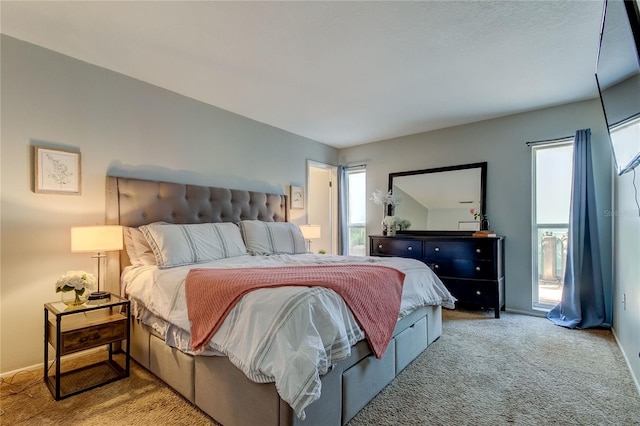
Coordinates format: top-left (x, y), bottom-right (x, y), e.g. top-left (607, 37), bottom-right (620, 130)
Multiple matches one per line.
top-left (547, 129), bottom-right (607, 329)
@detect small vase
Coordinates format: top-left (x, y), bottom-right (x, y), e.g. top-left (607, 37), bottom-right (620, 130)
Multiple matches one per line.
top-left (481, 218), bottom-right (490, 231)
top-left (61, 290), bottom-right (87, 306)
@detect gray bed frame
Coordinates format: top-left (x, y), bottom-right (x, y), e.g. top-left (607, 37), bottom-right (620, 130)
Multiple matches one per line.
top-left (105, 176), bottom-right (442, 426)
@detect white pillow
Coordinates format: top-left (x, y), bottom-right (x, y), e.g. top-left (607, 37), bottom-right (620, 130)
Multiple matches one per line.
top-left (239, 220), bottom-right (306, 255)
top-left (123, 226), bottom-right (157, 266)
top-left (139, 222), bottom-right (247, 268)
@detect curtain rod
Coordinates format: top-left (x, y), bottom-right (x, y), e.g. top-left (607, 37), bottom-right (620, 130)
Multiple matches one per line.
top-left (525, 135), bottom-right (574, 147)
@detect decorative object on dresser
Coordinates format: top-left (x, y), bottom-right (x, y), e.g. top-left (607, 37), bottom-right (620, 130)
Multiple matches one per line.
top-left (370, 189), bottom-right (403, 235)
top-left (71, 226), bottom-right (123, 300)
top-left (472, 230), bottom-right (497, 238)
top-left (370, 234), bottom-right (505, 318)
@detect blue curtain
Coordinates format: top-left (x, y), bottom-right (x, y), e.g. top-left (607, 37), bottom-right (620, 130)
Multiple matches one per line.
top-left (338, 165), bottom-right (348, 255)
top-left (548, 129), bottom-right (606, 329)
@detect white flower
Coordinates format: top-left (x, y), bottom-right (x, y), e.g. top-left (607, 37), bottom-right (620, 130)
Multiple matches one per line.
top-left (55, 271), bottom-right (96, 293)
top-left (370, 189), bottom-right (388, 205)
top-left (370, 189), bottom-right (403, 206)
top-left (383, 216), bottom-right (397, 226)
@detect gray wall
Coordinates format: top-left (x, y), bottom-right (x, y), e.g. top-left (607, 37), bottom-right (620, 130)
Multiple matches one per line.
top-left (612, 146), bottom-right (640, 387)
top-left (604, 70), bottom-right (640, 386)
top-left (0, 36), bottom-right (337, 372)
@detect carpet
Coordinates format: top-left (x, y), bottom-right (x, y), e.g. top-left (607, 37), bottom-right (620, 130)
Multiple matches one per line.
top-left (1, 309), bottom-right (638, 425)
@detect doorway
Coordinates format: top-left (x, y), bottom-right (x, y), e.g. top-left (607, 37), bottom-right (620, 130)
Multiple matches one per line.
top-left (307, 161), bottom-right (338, 254)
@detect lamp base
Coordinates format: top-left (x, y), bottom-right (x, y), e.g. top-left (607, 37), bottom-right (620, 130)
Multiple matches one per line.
top-left (88, 291), bottom-right (111, 300)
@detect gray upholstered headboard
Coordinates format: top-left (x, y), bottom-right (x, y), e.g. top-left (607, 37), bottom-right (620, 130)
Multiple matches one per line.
top-left (105, 176), bottom-right (288, 294)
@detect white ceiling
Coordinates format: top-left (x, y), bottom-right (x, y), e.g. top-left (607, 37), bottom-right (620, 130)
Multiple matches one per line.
top-left (0, 1), bottom-right (605, 148)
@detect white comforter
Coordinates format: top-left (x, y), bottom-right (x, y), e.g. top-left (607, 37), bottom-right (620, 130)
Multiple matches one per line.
top-left (122, 253), bottom-right (455, 419)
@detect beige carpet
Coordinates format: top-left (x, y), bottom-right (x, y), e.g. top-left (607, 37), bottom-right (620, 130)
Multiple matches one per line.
top-left (1, 309), bottom-right (639, 425)
top-left (349, 309), bottom-right (640, 425)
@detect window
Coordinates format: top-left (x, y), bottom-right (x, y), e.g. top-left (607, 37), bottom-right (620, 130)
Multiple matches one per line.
top-left (532, 140), bottom-right (574, 310)
top-left (344, 166), bottom-right (366, 256)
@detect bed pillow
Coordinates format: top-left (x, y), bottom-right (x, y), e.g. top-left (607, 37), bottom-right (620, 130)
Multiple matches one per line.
top-left (123, 226), bottom-right (158, 266)
top-left (139, 222), bottom-right (247, 268)
top-left (239, 220), bottom-right (307, 255)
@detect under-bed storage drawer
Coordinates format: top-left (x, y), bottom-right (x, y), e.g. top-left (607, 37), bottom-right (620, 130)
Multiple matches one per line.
top-left (149, 335), bottom-right (195, 402)
top-left (129, 318), bottom-right (151, 369)
top-left (195, 356), bottom-right (281, 426)
top-left (342, 339), bottom-right (396, 424)
top-left (394, 316), bottom-right (428, 373)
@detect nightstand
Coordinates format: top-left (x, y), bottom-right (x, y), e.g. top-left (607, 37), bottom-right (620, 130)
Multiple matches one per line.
top-left (44, 294), bottom-right (130, 400)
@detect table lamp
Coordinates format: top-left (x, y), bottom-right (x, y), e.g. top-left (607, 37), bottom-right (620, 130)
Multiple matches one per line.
top-left (299, 224), bottom-right (321, 253)
top-left (71, 225), bottom-right (123, 300)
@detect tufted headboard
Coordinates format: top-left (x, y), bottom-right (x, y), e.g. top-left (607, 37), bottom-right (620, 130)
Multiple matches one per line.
top-left (105, 176), bottom-right (288, 294)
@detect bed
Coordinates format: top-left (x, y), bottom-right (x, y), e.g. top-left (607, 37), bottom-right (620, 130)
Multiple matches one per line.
top-left (105, 175), bottom-right (455, 426)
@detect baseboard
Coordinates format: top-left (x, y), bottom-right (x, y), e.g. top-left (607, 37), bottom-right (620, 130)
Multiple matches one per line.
top-left (611, 327), bottom-right (640, 397)
top-left (505, 308), bottom-right (547, 318)
top-left (0, 346), bottom-right (105, 379)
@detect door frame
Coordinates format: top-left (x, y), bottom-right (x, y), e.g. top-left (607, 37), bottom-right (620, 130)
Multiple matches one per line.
top-left (306, 160), bottom-right (338, 254)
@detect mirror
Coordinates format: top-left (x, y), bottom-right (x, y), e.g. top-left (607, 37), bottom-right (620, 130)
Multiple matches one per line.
top-left (388, 162), bottom-right (487, 232)
top-left (595, 0), bottom-right (640, 175)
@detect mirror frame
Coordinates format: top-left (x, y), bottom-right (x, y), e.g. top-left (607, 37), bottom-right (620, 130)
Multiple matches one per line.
top-left (388, 162), bottom-right (487, 235)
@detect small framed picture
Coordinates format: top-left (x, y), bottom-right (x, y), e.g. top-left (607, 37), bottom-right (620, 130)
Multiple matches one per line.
top-left (34, 146), bottom-right (81, 195)
top-left (290, 185), bottom-right (304, 209)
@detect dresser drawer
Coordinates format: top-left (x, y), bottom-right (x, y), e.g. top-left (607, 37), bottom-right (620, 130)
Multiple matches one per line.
top-left (443, 279), bottom-right (498, 307)
top-left (425, 258), bottom-right (497, 279)
top-left (370, 238), bottom-right (422, 258)
top-left (423, 240), bottom-right (495, 260)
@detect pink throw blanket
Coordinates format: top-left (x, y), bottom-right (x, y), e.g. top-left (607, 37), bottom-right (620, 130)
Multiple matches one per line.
top-left (185, 264), bottom-right (405, 358)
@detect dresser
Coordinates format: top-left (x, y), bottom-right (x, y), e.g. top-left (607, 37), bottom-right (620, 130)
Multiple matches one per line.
top-left (369, 234), bottom-right (505, 318)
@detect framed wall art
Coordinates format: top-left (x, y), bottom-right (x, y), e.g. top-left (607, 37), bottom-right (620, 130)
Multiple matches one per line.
top-left (34, 146), bottom-right (81, 195)
top-left (290, 185), bottom-right (304, 209)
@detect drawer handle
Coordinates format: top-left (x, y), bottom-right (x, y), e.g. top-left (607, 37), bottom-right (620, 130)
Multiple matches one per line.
top-left (476, 266), bottom-right (481, 271)
top-left (79, 332), bottom-right (101, 343)
top-left (476, 290), bottom-right (482, 295)
top-left (476, 248), bottom-right (481, 253)
top-left (434, 247), bottom-right (440, 252)
top-left (407, 247), bottom-right (413, 251)
top-left (434, 264), bottom-right (439, 269)
top-left (378, 244), bottom-right (383, 249)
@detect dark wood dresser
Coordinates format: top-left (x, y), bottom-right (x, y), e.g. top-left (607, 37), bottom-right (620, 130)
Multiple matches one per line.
top-left (369, 234), bottom-right (505, 318)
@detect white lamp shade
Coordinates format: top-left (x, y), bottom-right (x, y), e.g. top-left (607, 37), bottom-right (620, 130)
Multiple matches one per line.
top-left (299, 224), bottom-right (321, 240)
top-left (71, 226), bottom-right (123, 252)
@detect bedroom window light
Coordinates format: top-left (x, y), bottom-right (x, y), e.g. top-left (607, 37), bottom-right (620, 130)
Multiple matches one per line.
top-left (345, 166), bottom-right (366, 256)
top-left (531, 140), bottom-right (574, 311)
